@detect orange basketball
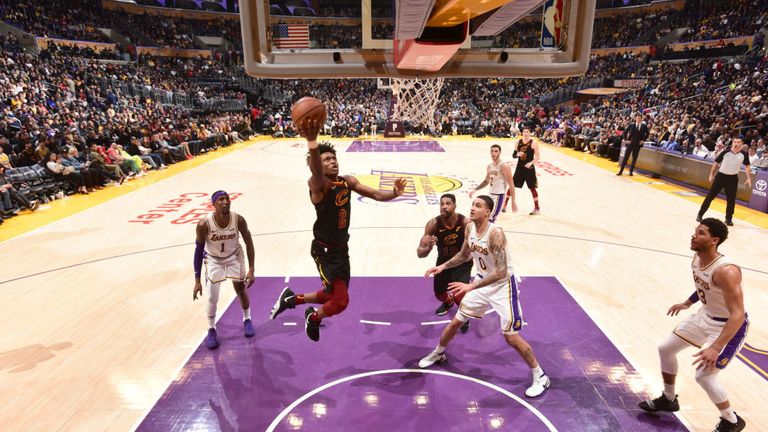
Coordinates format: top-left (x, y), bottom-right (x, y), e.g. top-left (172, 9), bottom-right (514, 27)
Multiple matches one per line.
top-left (291, 97), bottom-right (327, 128)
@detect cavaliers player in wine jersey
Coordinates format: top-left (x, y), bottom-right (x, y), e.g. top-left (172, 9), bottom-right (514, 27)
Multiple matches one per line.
top-left (417, 193), bottom-right (472, 331)
top-left (640, 218), bottom-right (748, 432)
top-left (512, 127), bottom-right (542, 215)
top-left (269, 117), bottom-right (406, 341)
top-left (418, 195), bottom-right (550, 398)
top-left (192, 190), bottom-right (256, 350)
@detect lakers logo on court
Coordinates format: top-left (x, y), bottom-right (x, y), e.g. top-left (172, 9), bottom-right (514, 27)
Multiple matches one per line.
top-left (355, 169), bottom-right (464, 206)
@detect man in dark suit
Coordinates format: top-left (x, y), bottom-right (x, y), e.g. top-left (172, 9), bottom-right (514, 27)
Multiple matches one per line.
top-left (617, 113), bottom-right (650, 176)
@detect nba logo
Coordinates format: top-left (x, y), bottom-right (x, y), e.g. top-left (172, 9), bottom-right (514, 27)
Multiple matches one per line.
top-left (541, 0), bottom-right (565, 49)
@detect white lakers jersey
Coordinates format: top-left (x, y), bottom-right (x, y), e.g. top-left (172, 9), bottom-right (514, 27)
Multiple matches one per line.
top-left (488, 161), bottom-right (507, 194)
top-left (691, 254), bottom-right (735, 318)
top-left (468, 222), bottom-right (514, 283)
top-left (205, 211), bottom-right (241, 259)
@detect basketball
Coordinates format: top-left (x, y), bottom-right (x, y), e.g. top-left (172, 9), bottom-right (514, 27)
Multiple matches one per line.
top-left (291, 97), bottom-right (327, 128)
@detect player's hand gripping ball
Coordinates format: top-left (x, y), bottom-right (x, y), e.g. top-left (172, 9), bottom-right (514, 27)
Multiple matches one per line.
top-left (291, 97), bottom-right (327, 140)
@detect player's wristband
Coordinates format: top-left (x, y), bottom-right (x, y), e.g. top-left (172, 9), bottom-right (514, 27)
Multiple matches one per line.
top-left (687, 292), bottom-right (699, 304)
top-left (193, 241), bottom-right (204, 278)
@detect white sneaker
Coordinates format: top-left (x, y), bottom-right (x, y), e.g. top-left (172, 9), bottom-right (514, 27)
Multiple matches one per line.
top-left (418, 349), bottom-right (446, 369)
top-left (525, 374), bottom-right (550, 398)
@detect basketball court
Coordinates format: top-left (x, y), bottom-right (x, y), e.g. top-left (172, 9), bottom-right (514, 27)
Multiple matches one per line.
top-left (2, 0), bottom-right (767, 430)
top-left (1, 135), bottom-right (767, 431)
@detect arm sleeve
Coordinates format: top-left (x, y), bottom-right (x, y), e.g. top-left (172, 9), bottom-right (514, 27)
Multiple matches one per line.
top-left (194, 241), bottom-right (205, 278)
top-left (688, 292), bottom-right (700, 304)
top-left (743, 152), bottom-right (750, 166)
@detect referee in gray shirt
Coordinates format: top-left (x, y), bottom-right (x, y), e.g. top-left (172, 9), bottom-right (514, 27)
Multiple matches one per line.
top-left (697, 137), bottom-right (753, 226)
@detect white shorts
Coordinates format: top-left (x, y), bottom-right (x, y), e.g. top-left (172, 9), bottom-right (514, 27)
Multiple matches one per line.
top-left (205, 248), bottom-right (245, 284)
top-left (674, 308), bottom-right (749, 369)
top-left (456, 275), bottom-right (524, 335)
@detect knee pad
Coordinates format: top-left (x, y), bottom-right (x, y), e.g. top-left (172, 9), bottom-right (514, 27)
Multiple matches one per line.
top-left (658, 333), bottom-right (689, 375)
top-left (322, 280), bottom-right (349, 317)
top-left (695, 368), bottom-right (728, 404)
top-left (207, 281), bottom-right (221, 315)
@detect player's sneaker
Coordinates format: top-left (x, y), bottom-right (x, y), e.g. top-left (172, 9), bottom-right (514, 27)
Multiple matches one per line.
top-left (243, 319), bottom-right (255, 337)
top-left (525, 373), bottom-right (550, 397)
top-left (638, 394), bottom-right (680, 412)
top-left (205, 328), bottom-right (219, 350)
top-left (269, 287), bottom-right (295, 320)
top-left (714, 414), bottom-right (745, 432)
top-left (529, 209), bottom-right (541, 216)
top-left (305, 307), bottom-right (320, 342)
top-left (418, 349), bottom-right (446, 368)
top-left (460, 320), bottom-right (470, 333)
top-left (435, 302), bottom-right (452, 316)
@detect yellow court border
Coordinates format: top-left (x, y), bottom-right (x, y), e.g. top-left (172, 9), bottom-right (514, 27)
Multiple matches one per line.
top-left (0, 137), bottom-right (271, 243)
top-left (544, 142), bottom-right (768, 229)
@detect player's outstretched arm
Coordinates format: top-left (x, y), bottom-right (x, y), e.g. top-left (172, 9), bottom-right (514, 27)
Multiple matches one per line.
top-left (471, 167), bottom-right (490, 197)
top-left (417, 219), bottom-right (438, 258)
top-left (345, 175), bottom-right (405, 201)
top-left (193, 219), bottom-right (208, 301)
top-left (238, 215), bottom-right (255, 288)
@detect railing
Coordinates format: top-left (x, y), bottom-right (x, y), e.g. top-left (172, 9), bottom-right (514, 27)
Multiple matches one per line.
top-left (90, 75), bottom-right (194, 108)
top-left (194, 98), bottom-right (247, 112)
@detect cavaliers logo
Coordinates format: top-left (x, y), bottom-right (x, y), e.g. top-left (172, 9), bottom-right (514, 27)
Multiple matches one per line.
top-left (444, 233), bottom-right (458, 246)
top-left (335, 189), bottom-right (349, 207)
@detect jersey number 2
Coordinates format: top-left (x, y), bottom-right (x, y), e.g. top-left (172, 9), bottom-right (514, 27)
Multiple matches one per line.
top-left (338, 209), bottom-right (348, 229)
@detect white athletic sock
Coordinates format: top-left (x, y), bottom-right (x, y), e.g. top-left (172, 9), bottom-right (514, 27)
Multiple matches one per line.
top-left (207, 315), bottom-right (216, 328)
top-left (532, 366), bottom-right (544, 379)
top-left (243, 307), bottom-right (251, 321)
top-left (663, 383), bottom-right (675, 401)
top-left (719, 407), bottom-right (737, 423)
top-left (435, 344), bottom-right (446, 354)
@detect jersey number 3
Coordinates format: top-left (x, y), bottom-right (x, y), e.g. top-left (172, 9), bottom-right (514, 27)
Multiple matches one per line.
top-left (696, 287), bottom-right (707, 304)
top-left (338, 209), bottom-right (348, 229)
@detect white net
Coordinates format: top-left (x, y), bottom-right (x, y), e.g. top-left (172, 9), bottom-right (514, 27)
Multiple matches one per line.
top-left (389, 78), bottom-right (445, 129)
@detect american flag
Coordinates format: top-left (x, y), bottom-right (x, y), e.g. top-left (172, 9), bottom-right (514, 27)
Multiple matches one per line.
top-left (272, 24), bottom-right (310, 49)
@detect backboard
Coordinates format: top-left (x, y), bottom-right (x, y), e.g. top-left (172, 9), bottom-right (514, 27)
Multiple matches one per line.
top-left (240, 0), bottom-right (596, 79)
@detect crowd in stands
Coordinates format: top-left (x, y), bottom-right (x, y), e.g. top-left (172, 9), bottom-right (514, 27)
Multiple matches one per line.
top-left (0, 34), bottom-right (253, 224)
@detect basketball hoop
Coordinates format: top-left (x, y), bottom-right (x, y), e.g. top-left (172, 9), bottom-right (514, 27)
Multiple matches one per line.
top-left (389, 78), bottom-right (445, 129)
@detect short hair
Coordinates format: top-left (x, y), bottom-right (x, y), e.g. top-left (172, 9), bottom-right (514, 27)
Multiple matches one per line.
top-left (701, 218), bottom-right (728, 246)
top-left (317, 141), bottom-right (336, 155)
top-left (306, 141), bottom-right (336, 161)
top-left (477, 195), bottom-right (494, 212)
top-left (491, 144), bottom-right (501, 151)
top-left (440, 193), bottom-right (456, 204)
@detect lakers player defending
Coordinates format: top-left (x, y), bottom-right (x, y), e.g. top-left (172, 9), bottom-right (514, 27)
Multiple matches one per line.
top-left (640, 218), bottom-right (748, 432)
top-left (419, 195), bottom-right (550, 398)
top-left (193, 191), bottom-right (256, 350)
top-left (470, 144), bottom-right (516, 221)
top-left (269, 118), bottom-right (406, 342)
